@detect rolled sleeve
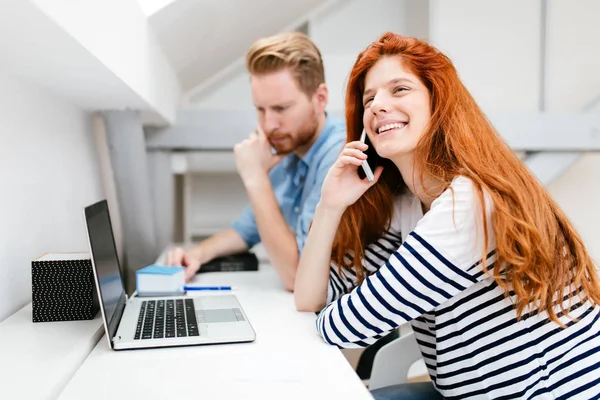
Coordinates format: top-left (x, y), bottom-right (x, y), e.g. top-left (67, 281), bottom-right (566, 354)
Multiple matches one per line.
top-left (231, 205), bottom-right (261, 248)
top-left (231, 162), bottom-right (289, 249)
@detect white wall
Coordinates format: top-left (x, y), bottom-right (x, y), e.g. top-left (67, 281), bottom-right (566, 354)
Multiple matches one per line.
top-left (31, 0), bottom-right (181, 124)
top-left (430, 0), bottom-right (542, 113)
top-left (190, 0), bottom-right (421, 111)
top-left (0, 68), bottom-right (104, 322)
top-left (137, 0), bottom-right (175, 16)
top-left (545, 0), bottom-right (600, 111)
top-left (191, 72), bottom-right (253, 110)
top-left (188, 173), bottom-right (249, 238)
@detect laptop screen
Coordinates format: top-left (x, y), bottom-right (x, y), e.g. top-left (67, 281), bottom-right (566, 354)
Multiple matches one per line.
top-left (85, 200), bottom-right (126, 344)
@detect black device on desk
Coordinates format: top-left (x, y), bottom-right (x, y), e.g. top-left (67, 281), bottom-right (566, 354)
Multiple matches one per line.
top-left (198, 251), bottom-right (259, 273)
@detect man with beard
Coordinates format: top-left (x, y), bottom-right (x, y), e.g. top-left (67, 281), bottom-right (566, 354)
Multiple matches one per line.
top-left (166, 32), bottom-right (345, 291)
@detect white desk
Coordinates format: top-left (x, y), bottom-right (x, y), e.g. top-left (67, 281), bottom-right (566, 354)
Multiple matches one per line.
top-left (57, 264), bottom-right (374, 400)
top-left (0, 304), bottom-right (103, 400)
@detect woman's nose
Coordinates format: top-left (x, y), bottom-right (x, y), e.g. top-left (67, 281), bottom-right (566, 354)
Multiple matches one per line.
top-left (369, 93), bottom-right (388, 115)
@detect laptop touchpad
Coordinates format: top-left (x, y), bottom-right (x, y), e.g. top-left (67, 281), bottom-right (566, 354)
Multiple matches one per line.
top-left (199, 309), bottom-right (238, 323)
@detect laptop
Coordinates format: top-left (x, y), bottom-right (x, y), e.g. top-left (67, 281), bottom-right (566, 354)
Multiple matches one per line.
top-left (84, 200), bottom-right (256, 350)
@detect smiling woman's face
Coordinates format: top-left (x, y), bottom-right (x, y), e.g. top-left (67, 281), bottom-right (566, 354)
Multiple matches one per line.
top-left (362, 56), bottom-right (431, 163)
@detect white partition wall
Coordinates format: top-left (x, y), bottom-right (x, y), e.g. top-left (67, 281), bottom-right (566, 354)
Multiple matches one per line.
top-left (0, 68), bottom-right (103, 322)
top-left (429, 0), bottom-right (542, 113)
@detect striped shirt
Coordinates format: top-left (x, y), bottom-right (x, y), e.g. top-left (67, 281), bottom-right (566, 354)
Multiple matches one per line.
top-left (326, 199), bottom-right (404, 305)
top-left (317, 176), bottom-right (600, 399)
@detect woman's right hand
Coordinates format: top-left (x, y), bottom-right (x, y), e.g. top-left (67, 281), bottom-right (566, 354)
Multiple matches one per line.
top-left (319, 141), bottom-right (383, 211)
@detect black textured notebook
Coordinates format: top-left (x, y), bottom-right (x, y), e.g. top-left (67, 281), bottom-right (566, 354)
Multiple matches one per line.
top-left (31, 253), bottom-right (100, 322)
top-left (198, 251), bottom-right (259, 273)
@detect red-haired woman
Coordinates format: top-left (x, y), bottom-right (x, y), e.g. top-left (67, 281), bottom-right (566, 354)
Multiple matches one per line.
top-left (295, 32), bottom-right (600, 399)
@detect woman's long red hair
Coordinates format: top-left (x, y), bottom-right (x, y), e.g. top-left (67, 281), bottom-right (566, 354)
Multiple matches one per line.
top-left (333, 32), bottom-right (600, 324)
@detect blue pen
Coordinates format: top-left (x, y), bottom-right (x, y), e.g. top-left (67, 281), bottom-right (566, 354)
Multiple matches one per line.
top-left (184, 285), bottom-right (234, 291)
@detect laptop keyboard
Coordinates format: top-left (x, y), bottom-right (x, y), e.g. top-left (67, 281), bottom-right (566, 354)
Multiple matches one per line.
top-left (134, 299), bottom-right (200, 340)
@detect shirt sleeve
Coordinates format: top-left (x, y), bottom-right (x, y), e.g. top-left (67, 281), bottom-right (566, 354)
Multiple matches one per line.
top-left (316, 177), bottom-right (496, 348)
top-left (295, 141), bottom-right (343, 255)
top-left (326, 262), bottom-right (354, 305)
top-left (230, 204), bottom-right (261, 248)
top-left (230, 162), bottom-right (288, 249)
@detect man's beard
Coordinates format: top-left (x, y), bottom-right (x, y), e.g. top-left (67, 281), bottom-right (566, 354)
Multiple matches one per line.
top-left (268, 112), bottom-right (320, 155)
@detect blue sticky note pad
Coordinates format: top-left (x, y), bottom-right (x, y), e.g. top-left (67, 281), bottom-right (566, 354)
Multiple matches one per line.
top-left (136, 265), bottom-right (185, 296)
top-left (137, 265), bottom-right (185, 275)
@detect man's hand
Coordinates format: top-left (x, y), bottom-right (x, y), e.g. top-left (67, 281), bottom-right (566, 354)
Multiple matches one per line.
top-left (234, 127), bottom-right (285, 187)
top-left (165, 247), bottom-right (204, 282)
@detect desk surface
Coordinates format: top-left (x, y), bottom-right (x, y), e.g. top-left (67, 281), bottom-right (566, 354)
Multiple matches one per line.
top-left (0, 304), bottom-right (104, 400)
top-left (58, 263), bottom-right (374, 400)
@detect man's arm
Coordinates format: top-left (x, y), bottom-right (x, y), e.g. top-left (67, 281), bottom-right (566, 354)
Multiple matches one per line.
top-left (187, 228), bottom-right (249, 265)
top-left (233, 127), bottom-right (301, 290)
top-left (244, 178), bottom-right (298, 291)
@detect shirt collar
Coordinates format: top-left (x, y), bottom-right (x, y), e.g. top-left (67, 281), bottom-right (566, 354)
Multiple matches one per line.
top-left (280, 113), bottom-right (335, 171)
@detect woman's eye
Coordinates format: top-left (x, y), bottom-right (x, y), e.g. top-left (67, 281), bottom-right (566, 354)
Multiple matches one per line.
top-left (363, 97), bottom-right (374, 106)
top-left (393, 86), bottom-right (407, 94)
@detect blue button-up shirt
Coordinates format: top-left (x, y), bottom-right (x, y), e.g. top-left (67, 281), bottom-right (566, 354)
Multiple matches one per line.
top-left (231, 114), bottom-right (346, 255)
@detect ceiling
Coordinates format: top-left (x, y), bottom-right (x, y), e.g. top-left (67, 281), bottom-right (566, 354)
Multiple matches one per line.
top-left (145, 0), bottom-right (324, 91)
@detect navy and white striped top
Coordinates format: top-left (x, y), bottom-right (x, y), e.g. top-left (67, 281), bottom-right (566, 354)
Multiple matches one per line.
top-left (326, 199), bottom-right (404, 305)
top-left (317, 177), bottom-right (600, 399)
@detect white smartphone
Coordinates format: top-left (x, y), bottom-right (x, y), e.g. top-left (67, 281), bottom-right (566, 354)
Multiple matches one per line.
top-left (359, 129), bottom-right (375, 182)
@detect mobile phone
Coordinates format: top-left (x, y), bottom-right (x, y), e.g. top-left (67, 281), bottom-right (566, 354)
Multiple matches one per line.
top-left (358, 129), bottom-right (377, 181)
